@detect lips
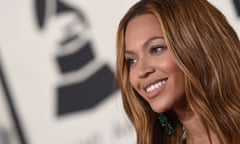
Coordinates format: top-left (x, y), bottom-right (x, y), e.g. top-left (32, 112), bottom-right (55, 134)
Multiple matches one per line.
top-left (143, 78), bottom-right (168, 98)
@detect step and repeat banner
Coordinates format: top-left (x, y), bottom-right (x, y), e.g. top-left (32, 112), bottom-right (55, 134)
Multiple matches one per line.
top-left (0, 0), bottom-right (239, 144)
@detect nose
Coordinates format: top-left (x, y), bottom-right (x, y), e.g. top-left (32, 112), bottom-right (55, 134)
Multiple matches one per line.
top-left (137, 58), bottom-right (155, 78)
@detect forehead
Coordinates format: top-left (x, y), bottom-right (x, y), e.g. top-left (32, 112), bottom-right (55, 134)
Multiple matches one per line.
top-left (125, 14), bottom-right (164, 50)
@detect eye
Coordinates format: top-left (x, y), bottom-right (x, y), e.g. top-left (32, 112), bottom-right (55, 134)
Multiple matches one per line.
top-left (150, 45), bottom-right (166, 55)
top-left (125, 57), bottom-right (138, 68)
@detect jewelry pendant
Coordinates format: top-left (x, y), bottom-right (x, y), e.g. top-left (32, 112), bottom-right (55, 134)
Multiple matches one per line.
top-left (158, 113), bottom-right (175, 135)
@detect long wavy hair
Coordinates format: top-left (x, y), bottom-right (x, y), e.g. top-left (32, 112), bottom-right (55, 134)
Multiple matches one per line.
top-left (116, 0), bottom-right (240, 143)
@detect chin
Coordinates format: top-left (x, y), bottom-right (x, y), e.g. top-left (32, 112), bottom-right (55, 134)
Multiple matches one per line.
top-left (151, 105), bottom-right (170, 113)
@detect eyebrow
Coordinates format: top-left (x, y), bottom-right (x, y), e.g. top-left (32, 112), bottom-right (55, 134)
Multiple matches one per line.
top-left (143, 36), bottom-right (165, 48)
top-left (125, 36), bottom-right (164, 55)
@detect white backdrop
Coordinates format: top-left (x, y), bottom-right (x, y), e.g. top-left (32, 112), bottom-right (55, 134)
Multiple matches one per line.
top-left (0, 0), bottom-right (239, 144)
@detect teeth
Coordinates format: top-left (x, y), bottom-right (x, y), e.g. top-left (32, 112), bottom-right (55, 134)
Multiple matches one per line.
top-left (146, 80), bottom-right (166, 93)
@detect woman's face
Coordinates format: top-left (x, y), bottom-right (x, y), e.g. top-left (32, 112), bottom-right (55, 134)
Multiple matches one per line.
top-left (125, 14), bottom-right (186, 113)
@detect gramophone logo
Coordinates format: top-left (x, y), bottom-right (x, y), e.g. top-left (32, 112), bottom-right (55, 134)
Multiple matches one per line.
top-left (35, 0), bottom-right (118, 116)
top-left (233, 0), bottom-right (240, 16)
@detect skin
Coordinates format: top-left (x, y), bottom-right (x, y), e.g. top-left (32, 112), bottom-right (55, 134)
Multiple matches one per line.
top-left (124, 14), bottom-right (221, 144)
top-left (125, 14), bottom-right (185, 113)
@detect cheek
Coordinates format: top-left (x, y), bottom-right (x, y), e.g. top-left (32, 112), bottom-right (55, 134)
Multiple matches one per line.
top-left (171, 65), bottom-right (185, 95)
top-left (162, 57), bottom-right (185, 91)
top-left (162, 55), bottom-right (181, 76)
top-left (129, 71), bottom-right (138, 89)
top-left (171, 64), bottom-right (184, 80)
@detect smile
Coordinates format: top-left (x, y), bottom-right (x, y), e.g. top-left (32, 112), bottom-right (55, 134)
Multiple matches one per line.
top-left (145, 79), bottom-right (166, 93)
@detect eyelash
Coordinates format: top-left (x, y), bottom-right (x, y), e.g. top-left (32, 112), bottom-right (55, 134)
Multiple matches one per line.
top-left (125, 58), bottom-right (137, 68)
top-left (150, 45), bottom-right (166, 55)
top-left (125, 45), bottom-right (167, 68)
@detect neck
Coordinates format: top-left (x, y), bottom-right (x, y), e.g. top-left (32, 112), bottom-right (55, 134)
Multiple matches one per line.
top-left (174, 106), bottom-right (220, 144)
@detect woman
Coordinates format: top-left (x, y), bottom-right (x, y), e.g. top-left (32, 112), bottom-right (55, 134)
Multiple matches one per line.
top-left (116, 0), bottom-right (240, 143)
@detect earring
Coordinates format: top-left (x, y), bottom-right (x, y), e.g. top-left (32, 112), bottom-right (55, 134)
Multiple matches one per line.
top-left (158, 113), bottom-right (175, 135)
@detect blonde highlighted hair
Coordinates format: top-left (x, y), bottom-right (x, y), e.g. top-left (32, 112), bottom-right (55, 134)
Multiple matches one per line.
top-left (116, 0), bottom-right (240, 143)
